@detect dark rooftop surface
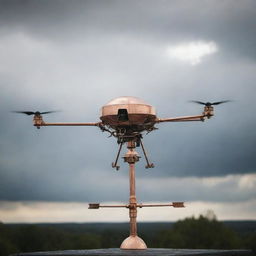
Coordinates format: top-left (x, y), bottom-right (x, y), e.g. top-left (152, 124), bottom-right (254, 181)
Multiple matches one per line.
top-left (11, 248), bottom-right (254, 256)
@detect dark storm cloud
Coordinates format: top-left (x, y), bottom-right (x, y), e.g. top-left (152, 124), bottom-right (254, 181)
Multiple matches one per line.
top-left (1, 0), bottom-right (256, 60)
top-left (0, 0), bottom-right (256, 203)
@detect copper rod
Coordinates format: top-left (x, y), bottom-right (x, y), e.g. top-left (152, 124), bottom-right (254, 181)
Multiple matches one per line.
top-left (157, 115), bottom-right (205, 123)
top-left (170, 119), bottom-right (204, 122)
top-left (99, 205), bottom-right (129, 208)
top-left (130, 163), bottom-right (136, 200)
top-left (138, 203), bottom-right (184, 208)
top-left (138, 204), bottom-right (174, 207)
top-left (126, 141), bottom-right (138, 237)
top-left (35, 122), bottom-right (101, 126)
top-left (129, 162), bottom-right (137, 236)
top-left (94, 203), bottom-right (185, 208)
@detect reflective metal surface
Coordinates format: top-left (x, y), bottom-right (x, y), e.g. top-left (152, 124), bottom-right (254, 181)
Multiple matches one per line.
top-left (100, 96), bottom-right (156, 129)
top-left (105, 96), bottom-right (149, 106)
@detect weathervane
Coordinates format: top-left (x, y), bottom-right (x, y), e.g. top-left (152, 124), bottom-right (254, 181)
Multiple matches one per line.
top-left (14, 96), bottom-right (229, 249)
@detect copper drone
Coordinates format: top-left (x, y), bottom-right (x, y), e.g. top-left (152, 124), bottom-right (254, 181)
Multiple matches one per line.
top-left (15, 96), bottom-right (229, 250)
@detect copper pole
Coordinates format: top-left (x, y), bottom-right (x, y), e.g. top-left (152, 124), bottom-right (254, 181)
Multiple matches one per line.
top-left (120, 140), bottom-right (147, 249)
top-left (124, 141), bottom-right (138, 237)
top-left (129, 162), bottom-right (137, 236)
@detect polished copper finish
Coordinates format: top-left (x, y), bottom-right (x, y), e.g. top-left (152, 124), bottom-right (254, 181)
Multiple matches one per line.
top-left (100, 96), bottom-right (157, 134)
top-left (101, 96), bottom-right (156, 118)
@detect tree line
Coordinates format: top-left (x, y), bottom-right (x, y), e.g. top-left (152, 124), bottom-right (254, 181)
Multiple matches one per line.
top-left (0, 214), bottom-right (255, 256)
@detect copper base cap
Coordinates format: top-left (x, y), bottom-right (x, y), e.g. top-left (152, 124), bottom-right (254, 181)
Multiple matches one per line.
top-left (120, 235), bottom-right (147, 250)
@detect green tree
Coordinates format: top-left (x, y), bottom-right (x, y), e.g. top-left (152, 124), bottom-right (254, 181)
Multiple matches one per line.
top-left (158, 213), bottom-right (241, 249)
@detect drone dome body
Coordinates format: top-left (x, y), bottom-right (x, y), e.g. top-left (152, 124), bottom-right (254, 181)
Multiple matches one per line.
top-left (100, 96), bottom-right (157, 131)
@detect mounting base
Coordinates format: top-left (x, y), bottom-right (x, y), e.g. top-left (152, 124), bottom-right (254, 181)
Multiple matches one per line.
top-left (120, 235), bottom-right (147, 250)
top-left (11, 248), bottom-right (254, 256)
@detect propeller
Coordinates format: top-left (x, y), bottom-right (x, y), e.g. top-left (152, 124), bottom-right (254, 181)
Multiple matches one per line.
top-left (12, 111), bottom-right (58, 116)
top-left (191, 100), bottom-right (231, 106)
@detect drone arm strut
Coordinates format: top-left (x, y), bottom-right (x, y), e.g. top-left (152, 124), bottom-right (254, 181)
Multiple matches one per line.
top-left (156, 114), bottom-right (206, 123)
top-left (36, 122), bottom-right (101, 127)
top-left (33, 114), bottom-right (102, 128)
top-left (156, 106), bottom-right (215, 123)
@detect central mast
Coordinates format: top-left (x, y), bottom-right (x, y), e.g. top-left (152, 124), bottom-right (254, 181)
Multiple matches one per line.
top-left (88, 96), bottom-right (185, 250)
top-left (120, 140), bottom-right (147, 249)
top-left (88, 135), bottom-right (185, 250)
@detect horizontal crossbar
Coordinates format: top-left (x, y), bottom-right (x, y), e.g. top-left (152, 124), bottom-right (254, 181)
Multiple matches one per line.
top-left (88, 202), bottom-right (185, 209)
top-left (138, 202), bottom-right (185, 208)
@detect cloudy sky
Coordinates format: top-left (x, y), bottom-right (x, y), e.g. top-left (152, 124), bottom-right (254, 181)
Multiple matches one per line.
top-left (0, 0), bottom-right (256, 223)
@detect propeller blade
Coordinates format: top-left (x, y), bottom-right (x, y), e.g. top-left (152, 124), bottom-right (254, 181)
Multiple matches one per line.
top-left (40, 111), bottom-right (59, 115)
top-left (191, 100), bottom-right (231, 106)
top-left (211, 100), bottom-right (231, 105)
top-left (12, 110), bottom-right (60, 115)
top-left (12, 111), bottom-right (35, 115)
top-left (190, 101), bottom-right (206, 105)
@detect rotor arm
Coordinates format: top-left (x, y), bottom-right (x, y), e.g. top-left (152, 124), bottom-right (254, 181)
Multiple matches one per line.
top-left (156, 106), bottom-right (215, 123)
top-left (33, 115), bottom-right (102, 129)
top-left (36, 122), bottom-right (101, 126)
top-left (156, 114), bottom-right (206, 123)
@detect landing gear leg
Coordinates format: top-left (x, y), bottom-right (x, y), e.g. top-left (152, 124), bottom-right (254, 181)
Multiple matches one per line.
top-left (112, 142), bottom-right (123, 170)
top-left (140, 139), bottom-right (154, 169)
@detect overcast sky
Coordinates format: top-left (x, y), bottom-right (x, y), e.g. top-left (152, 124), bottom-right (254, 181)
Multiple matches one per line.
top-left (0, 0), bottom-right (256, 223)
